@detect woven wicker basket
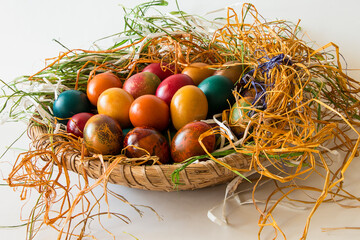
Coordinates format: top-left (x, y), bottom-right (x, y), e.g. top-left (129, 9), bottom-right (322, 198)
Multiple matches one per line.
top-left (28, 122), bottom-right (252, 191)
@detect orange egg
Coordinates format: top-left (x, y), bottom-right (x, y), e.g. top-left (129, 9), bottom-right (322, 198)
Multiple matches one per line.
top-left (181, 63), bottom-right (215, 85)
top-left (86, 72), bottom-right (122, 106)
top-left (129, 95), bottom-right (170, 131)
top-left (170, 85), bottom-right (208, 130)
top-left (97, 88), bottom-right (134, 128)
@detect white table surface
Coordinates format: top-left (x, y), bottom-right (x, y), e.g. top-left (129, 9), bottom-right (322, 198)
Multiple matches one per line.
top-left (1, 0), bottom-right (360, 239)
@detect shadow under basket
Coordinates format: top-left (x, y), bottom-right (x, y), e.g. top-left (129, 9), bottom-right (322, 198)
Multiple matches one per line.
top-left (28, 122), bottom-right (252, 192)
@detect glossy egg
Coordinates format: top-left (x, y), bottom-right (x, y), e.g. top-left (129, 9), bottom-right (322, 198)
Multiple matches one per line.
top-left (129, 95), bottom-right (169, 131)
top-left (181, 62), bottom-right (215, 85)
top-left (198, 75), bottom-right (234, 117)
top-left (170, 85), bottom-right (208, 130)
top-left (97, 88), bottom-right (134, 128)
top-left (53, 90), bottom-right (91, 124)
top-left (155, 74), bottom-right (194, 105)
top-left (142, 62), bottom-right (175, 81)
top-left (83, 114), bottom-right (123, 155)
top-left (86, 72), bottom-right (122, 106)
top-left (123, 72), bottom-right (161, 99)
top-left (171, 121), bottom-right (215, 163)
top-left (123, 127), bottom-right (170, 164)
top-left (67, 112), bottom-right (94, 138)
top-left (214, 61), bottom-right (244, 84)
top-left (229, 97), bottom-right (254, 137)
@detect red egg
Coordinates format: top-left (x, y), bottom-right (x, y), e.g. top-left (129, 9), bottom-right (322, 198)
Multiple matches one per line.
top-left (171, 121), bottom-right (215, 163)
top-left (67, 112), bottom-right (94, 138)
top-left (142, 62), bottom-right (175, 81)
top-left (155, 74), bottom-right (195, 105)
top-left (83, 114), bottom-right (123, 155)
top-left (123, 127), bottom-right (170, 164)
top-left (123, 72), bottom-right (161, 99)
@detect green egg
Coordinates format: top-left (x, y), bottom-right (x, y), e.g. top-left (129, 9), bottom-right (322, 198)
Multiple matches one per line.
top-left (198, 75), bottom-right (234, 117)
top-left (53, 90), bottom-right (91, 124)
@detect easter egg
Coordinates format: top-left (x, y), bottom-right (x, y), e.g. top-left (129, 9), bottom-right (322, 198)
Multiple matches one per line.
top-left (123, 72), bottom-right (161, 99)
top-left (53, 90), bottom-right (91, 124)
top-left (129, 95), bottom-right (170, 131)
top-left (170, 85), bottom-right (208, 130)
top-left (97, 88), bottom-right (134, 128)
top-left (155, 74), bottom-right (195, 105)
top-left (198, 75), bottom-right (234, 117)
top-left (214, 61), bottom-right (244, 84)
top-left (123, 127), bottom-right (170, 164)
top-left (67, 112), bottom-right (94, 138)
top-left (229, 97), bottom-right (254, 137)
top-left (171, 121), bottom-right (215, 163)
top-left (86, 72), bottom-right (122, 106)
top-left (181, 62), bottom-right (215, 85)
top-left (142, 62), bottom-right (175, 81)
top-left (83, 114), bottom-right (123, 155)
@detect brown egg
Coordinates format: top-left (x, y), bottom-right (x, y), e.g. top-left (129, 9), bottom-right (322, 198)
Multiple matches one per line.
top-left (83, 114), bottom-right (123, 155)
top-left (214, 61), bottom-right (244, 84)
top-left (181, 62), bottom-right (215, 85)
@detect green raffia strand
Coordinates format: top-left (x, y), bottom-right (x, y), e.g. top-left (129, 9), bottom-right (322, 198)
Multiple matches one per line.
top-left (0, 129), bottom-right (27, 160)
top-left (170, 149), bottom-right (306, 188)
top-left (170, 149), bottom-right (238, 187)
top-left (0, 223), bottom-right (27, 229)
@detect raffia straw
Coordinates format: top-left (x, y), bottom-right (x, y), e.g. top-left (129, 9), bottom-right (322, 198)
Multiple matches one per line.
top-left (4, 2), bottom-right (360, 240)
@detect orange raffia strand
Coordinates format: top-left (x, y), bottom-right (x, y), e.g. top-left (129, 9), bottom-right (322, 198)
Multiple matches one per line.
top-left (6, 2), bottom-right (360, 240)
top-left (197, 3), bottom-right (360, 240)
top-left (29, 37), bottom-right (146, 81)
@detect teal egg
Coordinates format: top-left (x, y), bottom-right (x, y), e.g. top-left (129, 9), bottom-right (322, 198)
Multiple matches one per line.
top-left (198, 75), bottom-right (234, 117)
top-left (53, 90), bottom-right (91, 124)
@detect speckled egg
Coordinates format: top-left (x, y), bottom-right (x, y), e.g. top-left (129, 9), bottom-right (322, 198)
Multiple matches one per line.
top-left (171, 121), bottom-right (215, 163)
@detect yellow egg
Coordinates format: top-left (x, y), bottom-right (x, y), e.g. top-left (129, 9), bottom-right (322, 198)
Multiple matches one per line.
top-left (170, 85), bottom-right (208, 130)
top-left (97, 88), bottom-right (134, 128)
top-left (181, 63), bottom-right (215, 85)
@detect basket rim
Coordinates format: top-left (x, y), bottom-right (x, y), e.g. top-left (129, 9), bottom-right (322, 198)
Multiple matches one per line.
top-left (27, 121), bottom-right (252, 191)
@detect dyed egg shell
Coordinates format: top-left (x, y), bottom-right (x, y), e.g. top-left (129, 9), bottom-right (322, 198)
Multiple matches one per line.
top-left (229, 97), bottom-right (254, 137)
top-left (86, 72), bottom-right (122, 106)
top-left (170, 85), bottom-right (208, 130)
top-left (171, 121), bottom-right (215, 163)
top-left (67, 112), bottom-right (94, 138)
top-left (97, 88), bottom-right (134, 128)
top-left (198, 75), bottom-right (234, 117)
top-left (181, 62), bottom-right (215, 85)
top-left (155, 74), bottom-right (194, 105)
top-left (142, 62), bottom-right (175, 81)
top-left (214, 61), bottom-right (244, 84)
top-left (53, 90), bottom-right (91, 124)
top-left (123, 72), bottom-right (161, 99)
top-left (129, 95), bottom-right (169, 131)
top-left (83, 114), bottom-right (123, 155)
top-left (123, 127), bottom-right (170, 164)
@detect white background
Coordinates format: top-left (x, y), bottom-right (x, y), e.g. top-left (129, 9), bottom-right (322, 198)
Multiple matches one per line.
top-left (1, 0), bottom-right (360, 239)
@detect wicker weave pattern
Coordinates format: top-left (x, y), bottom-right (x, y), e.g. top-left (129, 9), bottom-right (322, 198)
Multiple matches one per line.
top-left (28, 123), bottom-right (252, 191)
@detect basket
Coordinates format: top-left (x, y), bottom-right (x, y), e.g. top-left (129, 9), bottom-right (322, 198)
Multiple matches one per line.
top-left (28, 122), bottom-right (252, 192)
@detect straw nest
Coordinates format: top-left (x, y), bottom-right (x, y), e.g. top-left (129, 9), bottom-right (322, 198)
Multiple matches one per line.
top-left (28, 122), bottom-right (251, 191)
